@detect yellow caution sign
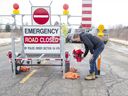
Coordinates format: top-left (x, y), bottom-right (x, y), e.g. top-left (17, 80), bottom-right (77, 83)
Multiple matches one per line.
top-left (98, 24), bottom-right (104, 37)
top-left (98, 24), bottom-right (104, 32)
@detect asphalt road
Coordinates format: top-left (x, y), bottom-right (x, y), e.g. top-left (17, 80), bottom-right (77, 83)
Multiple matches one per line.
top-left (0, 42), bottom-right (128, 96)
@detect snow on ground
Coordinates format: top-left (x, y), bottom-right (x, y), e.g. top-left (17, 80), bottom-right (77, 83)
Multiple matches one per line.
top-left (0, 38), bottom-right (20, 46)
top-left (109, 38), bottom-right (128, 46)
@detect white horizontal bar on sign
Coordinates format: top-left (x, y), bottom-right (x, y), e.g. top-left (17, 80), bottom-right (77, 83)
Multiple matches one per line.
top-left (33, 15), bottom-right (49, 18)
top-left (82, 1), bottom-right (92, 4)
top-left (82, 14), bottom-right (92, 17)
top-left (82, 7), bottom-right (92, 11)
top-left (82, 21), bottom-right (92, 24)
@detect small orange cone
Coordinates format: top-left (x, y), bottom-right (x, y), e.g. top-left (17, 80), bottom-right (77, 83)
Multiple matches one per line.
top-left (64, 67), bottom-right (80, 79)
top-left (19, 66), bottom-right (30, 72)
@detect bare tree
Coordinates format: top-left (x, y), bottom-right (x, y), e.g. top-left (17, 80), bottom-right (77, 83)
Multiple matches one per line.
top-left (109, 25), bottom-right (128, 41)
top-left (5, 23), bottom-right (11, 32)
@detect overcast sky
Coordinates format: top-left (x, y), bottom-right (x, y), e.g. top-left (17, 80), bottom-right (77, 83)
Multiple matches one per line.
top-left (0, 0), bottom-right (128, 28)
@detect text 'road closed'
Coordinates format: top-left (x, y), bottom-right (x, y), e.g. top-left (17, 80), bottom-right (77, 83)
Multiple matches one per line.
top-left (24, 36), bottom-right (60, 44)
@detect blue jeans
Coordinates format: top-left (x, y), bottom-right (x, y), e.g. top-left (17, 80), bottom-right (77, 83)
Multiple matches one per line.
top-left (89, 42), bottom-right (104, 75)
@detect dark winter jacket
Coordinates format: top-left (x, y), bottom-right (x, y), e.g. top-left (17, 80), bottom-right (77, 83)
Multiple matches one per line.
top-left (79, 32), bottom-right (104, 57)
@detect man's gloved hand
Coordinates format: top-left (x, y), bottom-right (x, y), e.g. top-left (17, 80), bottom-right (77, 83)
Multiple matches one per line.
top-left (83, 53), bottom-right (86, 58)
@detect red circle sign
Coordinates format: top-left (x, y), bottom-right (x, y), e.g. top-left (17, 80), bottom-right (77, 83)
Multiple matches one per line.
top-left (33, 8), bottom-right (49, 25)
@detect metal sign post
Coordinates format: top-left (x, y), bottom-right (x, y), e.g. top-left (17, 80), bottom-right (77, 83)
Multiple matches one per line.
top-left (11, 15), bottom-right (16, 75)
top-left (21, 15), bottom-right (25, 57)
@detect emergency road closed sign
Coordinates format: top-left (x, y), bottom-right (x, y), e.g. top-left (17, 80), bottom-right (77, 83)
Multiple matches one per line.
top-left (23, 26), bottom-right (60, 54)
top-left (32, 7), bottom-right (50, 25)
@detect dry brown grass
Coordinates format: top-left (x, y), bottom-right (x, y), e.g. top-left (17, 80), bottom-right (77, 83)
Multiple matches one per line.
top-left (0, 32), bottom-right (21, 38)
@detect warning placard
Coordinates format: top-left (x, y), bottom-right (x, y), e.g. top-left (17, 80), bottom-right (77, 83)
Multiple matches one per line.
top-left (23, 26), bottom-right (61, 54)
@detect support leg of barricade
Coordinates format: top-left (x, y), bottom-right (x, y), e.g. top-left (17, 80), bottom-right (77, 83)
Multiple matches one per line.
top-left (10, 61), bottom-right (14, 73)
top-left (60, 59), bottom-right (63, 72)
top-left (15, 60), bottom-right (21, 74)
top-left (21, 15), bottom-right (25, 57)
top-left (11, 35), bottom-right (16, 75)
top-left (61, 34), bottom-right (66, 78)
top-left (63, 51), bottom-right (70, 79)
top-left (62, 61), bottom-right (65, 79)
top-left (65, 60), bottom-right (70, 73)
top-left (65, 51), bottom-right (70, 73)
top-left (11, 15), bottom-right (17, 75)
top-left (15, 63), bottom-right (20, 74)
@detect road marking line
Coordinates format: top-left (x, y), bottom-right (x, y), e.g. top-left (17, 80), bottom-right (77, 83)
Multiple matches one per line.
top-left (20, 70), bottom-right (37, 84)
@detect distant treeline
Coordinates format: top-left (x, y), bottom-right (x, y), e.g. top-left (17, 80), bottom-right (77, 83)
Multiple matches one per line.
top-left (109, 25), bottom-right (128, 41)
top-left (1, 24), bottom-right (128, 41)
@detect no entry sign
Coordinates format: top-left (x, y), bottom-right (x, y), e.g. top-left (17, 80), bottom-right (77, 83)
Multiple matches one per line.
top-left (32, 7), bottom-right (50, 25)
